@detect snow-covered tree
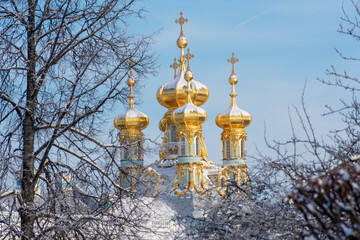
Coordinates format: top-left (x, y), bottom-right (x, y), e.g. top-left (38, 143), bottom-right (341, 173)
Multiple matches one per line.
top-left (0, 0), bottom-right (156, 239)
top-left (180, 183), bottom-right (302, 240)
top-left (289, 0), bottom-right (360, 238)
top-left (291, 162), bottom-right (360, 239)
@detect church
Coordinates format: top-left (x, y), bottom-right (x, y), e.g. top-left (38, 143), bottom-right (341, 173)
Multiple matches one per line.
top-left (113, 12), bottom-right (252, 201)
top-left (0, 11), bottom-right (254, 239)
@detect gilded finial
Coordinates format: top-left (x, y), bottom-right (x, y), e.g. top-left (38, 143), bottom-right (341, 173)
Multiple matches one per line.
top-left (127, 57), bottom-right (136, 77)
top-left (184, 49), bottom-right (194, 82)
top-left (227, 52), bottom-right (239, 77)
top-left (226, 53), bottom-right (239, 106)
top-left (126, 57), bottom-right (137, 108)
top-left (185, 48), bottom-right (194, 71)
top-left (170, 58), bottom-right (179, 77)
top-left (175, 12), bottom-right (188, 37)
top-left (175, 12), bottom-right (188, 56)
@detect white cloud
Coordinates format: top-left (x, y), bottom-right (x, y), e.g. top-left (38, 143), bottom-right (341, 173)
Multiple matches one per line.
top-left (237, 9), bottom-right (273, 28)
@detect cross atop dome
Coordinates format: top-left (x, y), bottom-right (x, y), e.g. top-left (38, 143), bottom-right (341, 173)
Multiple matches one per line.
top-left (185, 48), bottom-right (194, 71)
top-left (227, 52), bottom-right (239, 75)
top-left (126, 57), bottom-right (136, 67)
top-left (185, 48), bottom-right (194, 61)
top-left (175, 12), bottom-right (188, 37)
top-left (127, 57), bottom-right (137, 77)
top-left (175, 12), bottom-right (189, 55)
top-left (170, 58), bottom-right (179, 77)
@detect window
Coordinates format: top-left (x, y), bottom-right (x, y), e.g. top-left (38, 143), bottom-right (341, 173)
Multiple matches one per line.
top-left (124, 147), bottom-right (128, 160)
top-left (225, 140), bottom-right (231, 159)
top-left (137, 141), bottom-right (142, 160)
top-left (195, 136), bottom-right (200, 156)
top-left (241, 140), bottom-right (245, 158)
top-left (120, 147), bottom-right (124, 160)
top-left (171, 125), bottom-right (177, 143)
top-left (180, 137), bottom-right (186, 156)
top-left (133, 142), bottom-right (137, 159)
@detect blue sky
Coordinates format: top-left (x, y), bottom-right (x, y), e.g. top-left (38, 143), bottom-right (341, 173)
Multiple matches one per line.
top-left (112, 0), bottom-right (359, 165)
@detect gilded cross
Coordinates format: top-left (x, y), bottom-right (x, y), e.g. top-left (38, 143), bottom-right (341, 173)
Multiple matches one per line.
top-left (170, 58), bottom-right (179, 77)
top-left (227, 52), bottom-right (239, 75)
top-left (185, 48), bottom-right (194, 70)
top-left (185, 48), bottom-right (194, 62)
top-left (126, 57), bottom-right (137, 76)
top-left (175, 12), bottom-right (188, 36)
top-left (126, 57), bottom-right (136, 67)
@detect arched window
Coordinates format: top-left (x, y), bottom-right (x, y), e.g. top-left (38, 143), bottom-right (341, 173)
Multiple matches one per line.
top-left (225, 140), bottom-right (231, 159)
top-left (124, 146), bottom-right (129, 160)
top-left (241, 140), bottom-right (246, 158)
top-left (195, 136), bottom-right (200, 156)
top-left (180, 137), bottom-right (186, 156)
top-left (120, 146), bottom-right (124, 160)
top-left (171, 125), bottom-right (177, 143)
top-left (137, 141), bottom-right (142, 160)
top-left (133, 141), bottom-right (137, 160)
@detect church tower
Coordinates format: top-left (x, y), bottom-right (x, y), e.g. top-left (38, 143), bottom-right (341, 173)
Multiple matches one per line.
top-left (114, 59), bottom-right (149, 189)
top-left (170, 48), bottom-right (207, 195)
top-left (216, 53), bottom-right (252, 194)
top-left (156, 12), bottom-right (209, 167)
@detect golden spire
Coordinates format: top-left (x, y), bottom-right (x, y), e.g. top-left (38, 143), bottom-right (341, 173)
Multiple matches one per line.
top-left (126, 57), bottom-right (136, 108)
top-left (184, 48), bottom-right (194, 85)
top-left (227, 52), bottom-right (239, 107)
top-left (184, 57), bottom-right (193, 104)
top-left (114, 56), bottom-right (149, 132)
top-left (170, 58), bottom-right (179, 77)
top-left (175, 12), bottom-right (188, 63)
top-left (171, 48), bottom-right (206, 127)
top-left (216, 53), bottom-right (252, 130)
top-left (156, 12), bottom-right (209, 113)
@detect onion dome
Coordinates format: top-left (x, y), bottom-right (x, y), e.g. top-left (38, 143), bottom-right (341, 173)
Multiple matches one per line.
top-left (171, 50), bottom-right (207, 126)
top-left (114, 65), bottom-right (149, 131)
top-left (216, 53), bottom-right (252, 130)
top-left (156, 12), bottom-right (209, 110)
top-left (156, 69), bottom-right (209, 109)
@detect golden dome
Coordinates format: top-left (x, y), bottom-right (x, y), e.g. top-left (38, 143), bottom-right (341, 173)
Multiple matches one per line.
top-left (216, 53), bottom-right (252, 130)
top-left (156, 67), bottom-right (209, 109)
top-left (156, 13), bottom-right (209, 110)
top-left (171, 56), bottom-right (207, 127)
top-left (215, 102), bottom-right (251, 130)
top-left (114, 68), bottom-right (149, 131)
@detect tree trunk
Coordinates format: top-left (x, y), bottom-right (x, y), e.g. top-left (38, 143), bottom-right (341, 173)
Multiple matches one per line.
top-left (20, 0), bottom-right (36, 239)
